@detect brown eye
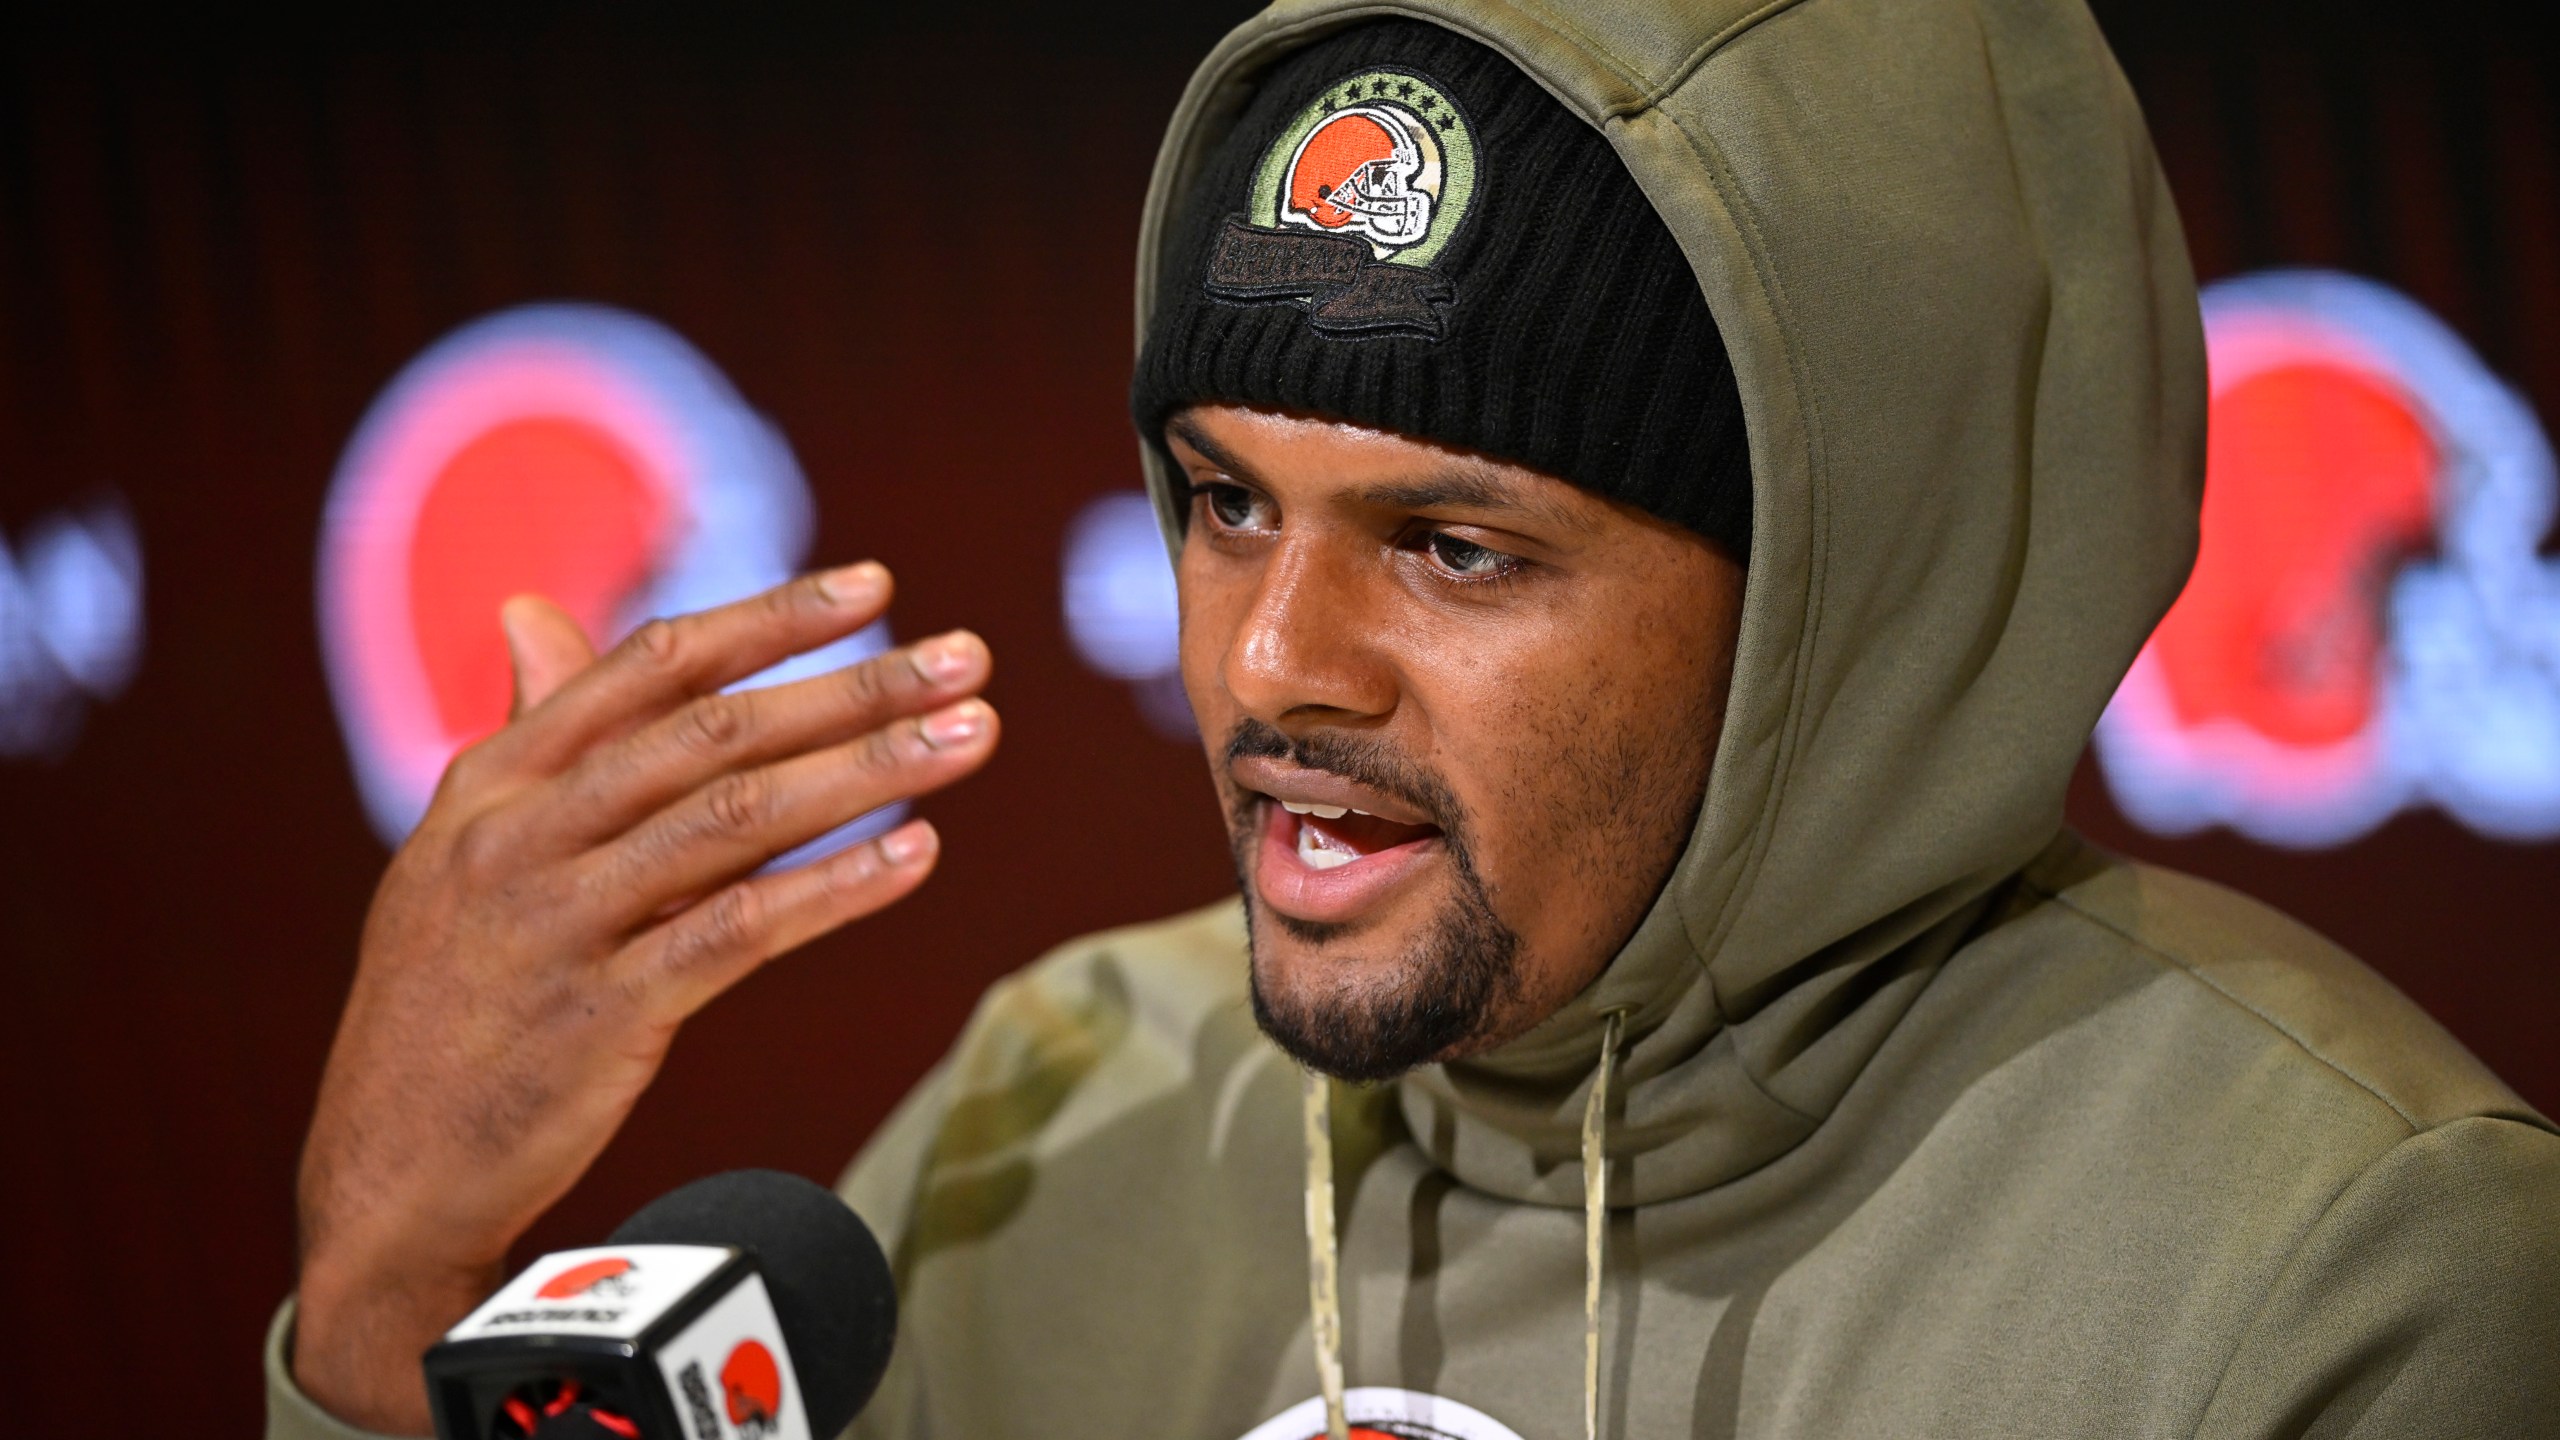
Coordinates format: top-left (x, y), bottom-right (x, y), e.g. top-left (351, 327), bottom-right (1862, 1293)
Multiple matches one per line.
top-left (1196, 482), bottom-right (1269, 531)
top-left (1426, 531), bottom-right (1516, 580)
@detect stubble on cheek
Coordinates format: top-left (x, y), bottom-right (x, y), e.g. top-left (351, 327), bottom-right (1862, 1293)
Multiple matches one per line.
top-left (1490, 637), bottom-right (1723, 981)
top-left (1390, 571), bottom-right (1728, 1059)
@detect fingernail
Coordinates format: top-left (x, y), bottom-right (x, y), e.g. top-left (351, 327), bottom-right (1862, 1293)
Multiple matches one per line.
top-left (920, 700), bottom-right (988, 748)
top-left (915, 631), bottom-right (978, 683)
top-left (818, 561), bottom-right (887, 605)
top-left (497, 605), bottom-right (530, 669)
top-left (880, 821), bottom-right (936, 865)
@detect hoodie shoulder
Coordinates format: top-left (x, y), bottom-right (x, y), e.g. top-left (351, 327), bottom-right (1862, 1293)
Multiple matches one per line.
top-left (1741, 843), bottom-right (2560, 1436)
top-left (838, 898), bottom-right (1269, 1262)
top-left (2020, 839), bottom-right (2546, 1137)
top-left (943, 899), bottom-right (1258, 1115)
top-left (837, 899), bottom-right (1317, 1440)
top-left (2191, 1114), bottom-right (2560, 1435)
top-left (869, 897), bottom-right (1258, 1182)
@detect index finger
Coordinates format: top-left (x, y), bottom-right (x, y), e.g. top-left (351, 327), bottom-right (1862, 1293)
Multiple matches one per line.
top-left (478, 563), bottom-right (893, 781)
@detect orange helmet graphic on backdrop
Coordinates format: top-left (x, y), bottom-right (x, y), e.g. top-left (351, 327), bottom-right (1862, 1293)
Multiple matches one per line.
top-left (721, 1338), bottom-right (784, 1439)
top-left (1283, 106), bottom-right (1433, 248)
top-left (2093, 269), bottom-right (2560, 847)
top-left (317, 303), bottom-right (899, 867)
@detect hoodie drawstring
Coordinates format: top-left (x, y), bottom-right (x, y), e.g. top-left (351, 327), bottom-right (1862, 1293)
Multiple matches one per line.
top-left (1305, 1068), bottom-right (1349, 1440)
top-left (1301, 1009), bottom-right (1627, 1440)
top-left (1582, 1008), bottom-right (1627, 1440)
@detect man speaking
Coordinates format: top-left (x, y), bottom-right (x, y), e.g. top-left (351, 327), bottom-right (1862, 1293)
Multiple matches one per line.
top-left (269, 0), bottom-right (2560, 1436)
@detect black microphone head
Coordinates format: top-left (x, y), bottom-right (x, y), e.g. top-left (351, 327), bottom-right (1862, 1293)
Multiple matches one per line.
top-left (608, 1170), bottom-right (896, 1437)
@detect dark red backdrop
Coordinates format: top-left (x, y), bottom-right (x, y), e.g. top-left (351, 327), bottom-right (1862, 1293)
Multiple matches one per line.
top-left (0, 2), bottom-right (2552, 1429)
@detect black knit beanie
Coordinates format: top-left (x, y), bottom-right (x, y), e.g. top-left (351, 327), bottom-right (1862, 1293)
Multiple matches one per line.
top-left (1132, 19), bottom-right (1750, 560)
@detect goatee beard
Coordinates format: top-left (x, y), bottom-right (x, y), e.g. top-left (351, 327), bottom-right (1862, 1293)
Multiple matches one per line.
top-left (1225, 719), bottom-right (1525, 1083)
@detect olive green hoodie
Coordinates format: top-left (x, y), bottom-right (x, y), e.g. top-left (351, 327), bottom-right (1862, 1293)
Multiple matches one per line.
top-left (263, 0), bottom-right (2560, 1436)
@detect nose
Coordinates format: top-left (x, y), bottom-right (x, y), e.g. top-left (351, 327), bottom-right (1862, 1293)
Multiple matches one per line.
top-left (1216, 535), bottom-right (1399, 732)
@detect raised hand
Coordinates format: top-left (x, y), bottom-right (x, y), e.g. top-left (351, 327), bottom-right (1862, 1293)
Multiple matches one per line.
top-left (290, 564), bottom-right (995, 1433)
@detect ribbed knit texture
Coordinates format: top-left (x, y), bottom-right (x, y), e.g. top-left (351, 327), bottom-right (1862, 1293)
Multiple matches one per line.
top-left (1132, 19), bottom-right (1750, 559)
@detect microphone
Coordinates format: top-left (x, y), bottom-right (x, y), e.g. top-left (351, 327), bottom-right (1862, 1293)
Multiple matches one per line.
top-left (421, 1171), bottom-right (897, 1440)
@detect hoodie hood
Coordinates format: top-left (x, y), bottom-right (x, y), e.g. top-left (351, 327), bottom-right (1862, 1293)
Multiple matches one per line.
top-left (1136, 0), bottom-right (2205, 1207)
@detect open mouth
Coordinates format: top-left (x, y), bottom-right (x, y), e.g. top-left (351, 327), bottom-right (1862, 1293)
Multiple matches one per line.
top-left (1250, 793), bottom-right (1445, 925)
top-left (1275, 798), bottom-right (1442, 869)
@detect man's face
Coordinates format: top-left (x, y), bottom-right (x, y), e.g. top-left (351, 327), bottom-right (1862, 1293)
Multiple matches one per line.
top-left (1168, 404), bottom-right (1745, 1080)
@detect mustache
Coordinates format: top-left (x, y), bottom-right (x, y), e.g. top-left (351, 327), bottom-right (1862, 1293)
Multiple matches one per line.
top-left (1221, 717), bottom-right (1463, 838)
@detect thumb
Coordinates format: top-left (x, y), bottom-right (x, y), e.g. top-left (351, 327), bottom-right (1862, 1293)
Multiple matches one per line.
top-left (499, 594), bottom-right (599, 719)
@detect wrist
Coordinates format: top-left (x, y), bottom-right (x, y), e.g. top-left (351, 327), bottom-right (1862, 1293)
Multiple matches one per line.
top-left (292, 1251), bottom-right (503, 1435)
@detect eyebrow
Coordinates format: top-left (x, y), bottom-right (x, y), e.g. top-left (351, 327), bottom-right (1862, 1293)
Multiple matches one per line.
top-left (1352, 473), bottom-right (1602, 536)
top-left (1164, 414), bottom-right (1602, 538)
top-left (1165, 412), bottom-right (1257, 485)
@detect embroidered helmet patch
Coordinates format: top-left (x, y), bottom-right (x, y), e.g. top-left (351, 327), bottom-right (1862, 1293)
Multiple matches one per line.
top-left (1205, 68), bottom-right (1477, 339)
top-left (1263, 71), bottom-right (1476, 261)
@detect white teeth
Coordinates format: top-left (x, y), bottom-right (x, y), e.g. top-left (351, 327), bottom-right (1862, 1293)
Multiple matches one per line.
top-left (1279, 800), bottom-right (1350, 819)
top-left (1297, 819), bottom-right (1358, 870)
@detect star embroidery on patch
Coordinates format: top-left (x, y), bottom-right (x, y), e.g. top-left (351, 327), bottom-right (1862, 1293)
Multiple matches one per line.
top-left (1395, 80), bottom-right (1415, 98)
top-left (1371, 78), bottom-right (1389, 95)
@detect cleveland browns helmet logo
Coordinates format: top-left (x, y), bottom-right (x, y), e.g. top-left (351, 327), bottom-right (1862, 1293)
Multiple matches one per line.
top-left (1282, 104), bottom-right (1437, 249)
top-left (721, 1338), bottom-right (785, 1439)
top-left (1262, 70), bottom-right (1473, 262)
top-left (1204, 67), bottom-right (1478, 339)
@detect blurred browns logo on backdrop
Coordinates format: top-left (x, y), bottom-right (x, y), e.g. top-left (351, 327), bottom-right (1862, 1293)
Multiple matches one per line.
top-left (1061, 490), bottom-right (1189, 738)
top-left (317, 303), bottom-right (898, 862)
top-left (0, 497), bottom-right (142, 759)
top-left (2094, 269), bottom-right (2560, 848)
